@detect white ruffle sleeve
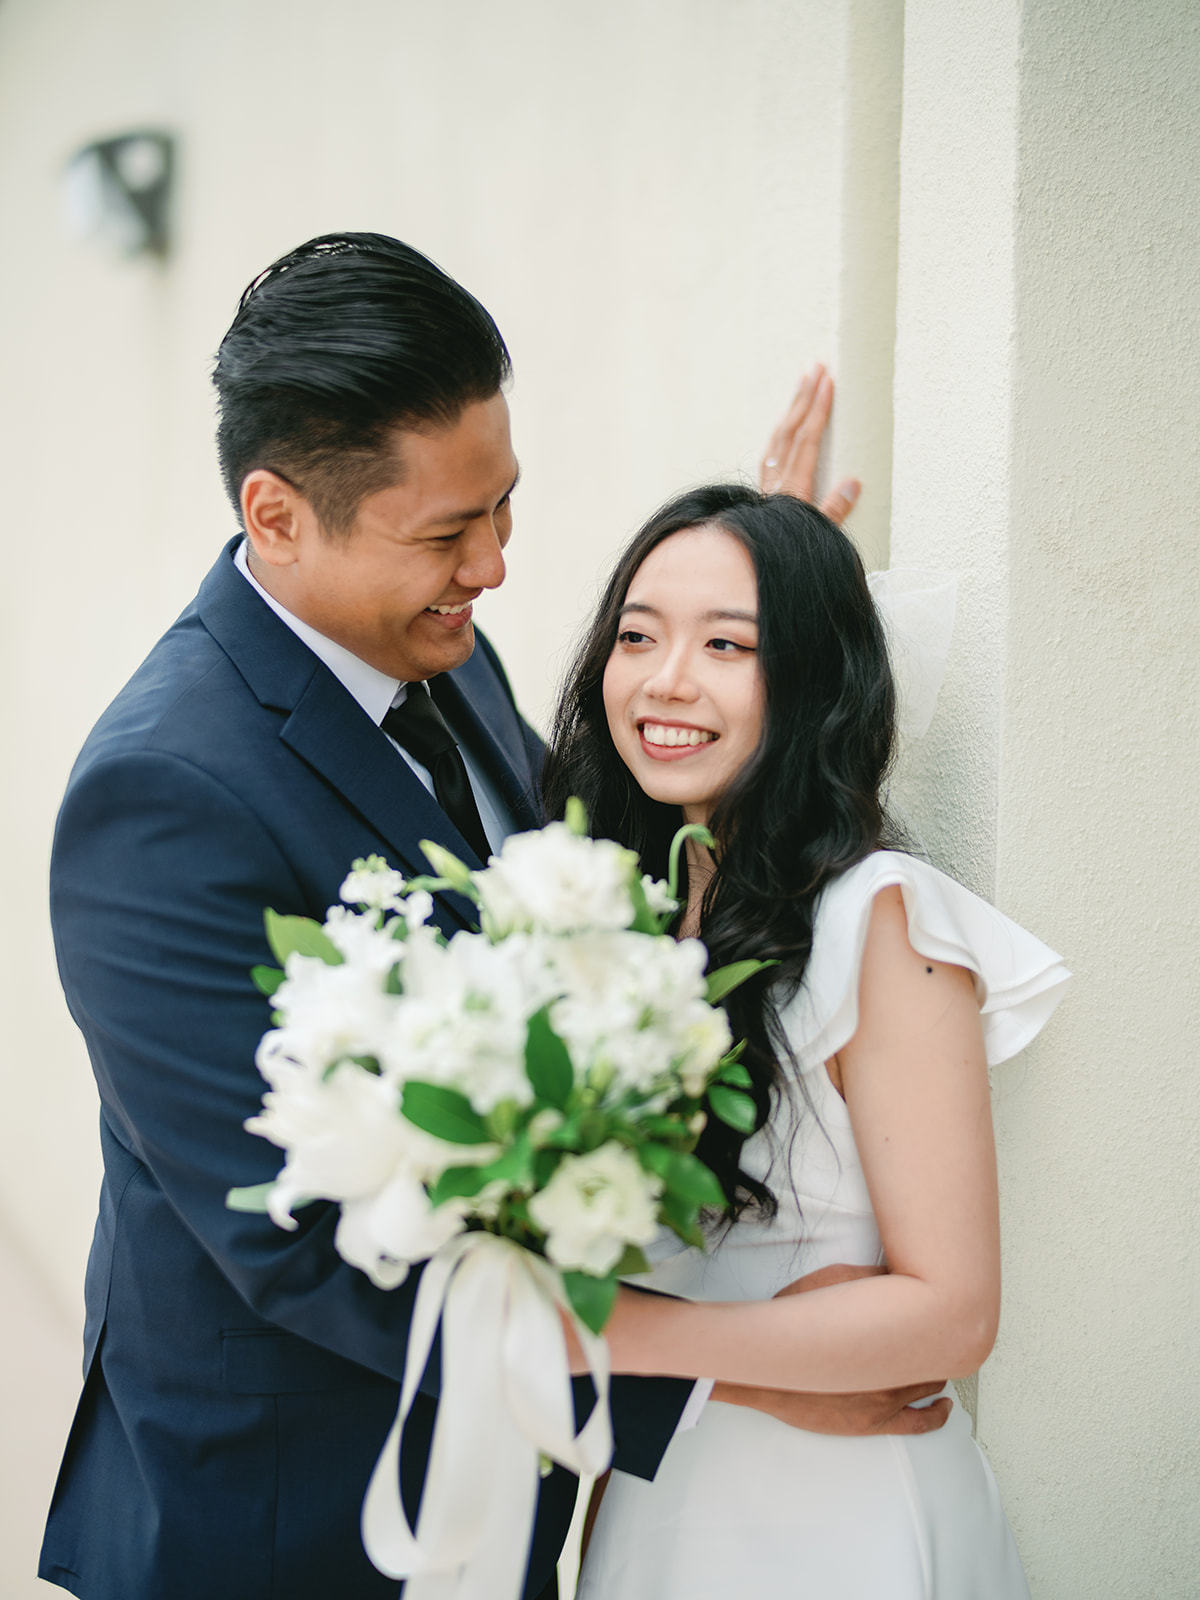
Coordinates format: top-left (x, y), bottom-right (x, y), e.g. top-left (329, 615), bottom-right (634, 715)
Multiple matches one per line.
top-left (778, 851), bottom-right (1071, 1072)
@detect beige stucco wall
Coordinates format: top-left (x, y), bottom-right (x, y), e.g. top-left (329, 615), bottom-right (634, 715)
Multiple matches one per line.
top-left (0, 3), bottom-right (898, 1592)
top-left (891, 1), bottom-right (1200, 1594)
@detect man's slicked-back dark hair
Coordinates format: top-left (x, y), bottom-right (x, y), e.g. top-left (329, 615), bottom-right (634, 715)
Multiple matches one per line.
top-left (212, 232), bottom-right (511, 534)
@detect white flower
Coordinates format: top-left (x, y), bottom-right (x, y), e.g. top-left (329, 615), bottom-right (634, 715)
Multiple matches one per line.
top-left (377, 928), bottom-right (556, 1111)
top-left (674, 1004), bottom-right (734, 1096)
top-left (246, 1055), bottom-right (461, 1228)
top-left (640, 875), bottom-right (678, 917)
top-left (334, 1174), bottom-right (469, 1289)
top-left (322, 905), bottom-right (403, 974)
top-left (528, 1142), bottom-right (663, 1276)
top-left (265, 950), bottom-right (397, 1071)
top-left (544, 931), bottom-right (719, 1098)
top-left (401, 889), bottom-right (434, 933)
top-left (473, 824), bottom-right (638, 937)
top-left (339, 854), bottom-right (409, 912)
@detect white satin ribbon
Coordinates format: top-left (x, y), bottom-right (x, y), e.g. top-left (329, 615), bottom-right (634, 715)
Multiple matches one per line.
top-left (361, 1232), bottom-right (614, 1600)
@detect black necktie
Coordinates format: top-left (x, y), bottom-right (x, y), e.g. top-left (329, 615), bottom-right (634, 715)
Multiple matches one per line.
top-left (381, 686), bottom-right (492, 864)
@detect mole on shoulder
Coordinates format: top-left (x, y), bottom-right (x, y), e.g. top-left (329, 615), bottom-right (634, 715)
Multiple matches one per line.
top-left (925, 965), bottom-right (934, 974)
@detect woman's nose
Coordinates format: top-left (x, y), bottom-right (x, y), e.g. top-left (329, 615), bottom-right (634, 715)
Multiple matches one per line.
top-left (644, 651), bottom-right (698, 702)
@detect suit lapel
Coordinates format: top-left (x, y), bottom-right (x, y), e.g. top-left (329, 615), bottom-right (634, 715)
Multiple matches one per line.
top-left (278, 669), bottom-right (486, 922)
top-left (195, 540), bottom-right (482, 930)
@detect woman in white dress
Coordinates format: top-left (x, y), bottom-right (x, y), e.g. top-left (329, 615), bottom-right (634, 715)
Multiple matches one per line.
top-left (542, 466), bottom-right (1069, 1598)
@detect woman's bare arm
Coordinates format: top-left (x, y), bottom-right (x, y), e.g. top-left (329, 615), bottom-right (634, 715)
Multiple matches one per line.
top-left (597, 886), bottom-right (1001, 1393)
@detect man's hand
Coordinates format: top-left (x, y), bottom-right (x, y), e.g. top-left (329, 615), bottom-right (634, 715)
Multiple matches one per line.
top-left (710, 1378), bottom-right (952, 1435)
top-left (711, 1262), bottom-right (952, 1436)
top-left (759, 363), bottom-right (861, 526)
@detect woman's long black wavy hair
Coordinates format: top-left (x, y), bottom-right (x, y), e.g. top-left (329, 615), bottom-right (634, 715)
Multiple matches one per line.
top-left (542, 485), bottom-right (898, 1216)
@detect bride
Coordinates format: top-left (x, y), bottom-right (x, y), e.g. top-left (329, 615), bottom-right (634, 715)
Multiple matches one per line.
top-left (541, 412), bottom-right (1069, 1596)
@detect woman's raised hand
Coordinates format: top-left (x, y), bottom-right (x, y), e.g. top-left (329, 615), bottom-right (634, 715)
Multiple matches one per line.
top-left (758, 363), bottom-right (861, 527)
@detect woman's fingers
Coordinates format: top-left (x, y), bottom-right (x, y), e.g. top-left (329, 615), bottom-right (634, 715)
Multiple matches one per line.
top-left (817, 478), bottom-right (861, 528)
top-left (759, 365), bottom-right (823, 491)
top-left (759, 365), bottom-right (862, 525)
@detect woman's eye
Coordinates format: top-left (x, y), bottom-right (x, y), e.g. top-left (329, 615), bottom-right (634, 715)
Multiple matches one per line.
top-left (617, 629), bottom-right (652, 646)
top-left (708, 637), bottom-right (754, 654)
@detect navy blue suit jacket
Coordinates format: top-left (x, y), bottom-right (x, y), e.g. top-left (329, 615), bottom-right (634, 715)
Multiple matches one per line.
top-left (40, 541), bottom-right (691, 1600)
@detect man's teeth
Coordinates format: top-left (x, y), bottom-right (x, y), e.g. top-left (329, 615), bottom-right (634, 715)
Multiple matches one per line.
top-left (426, 602), bottom-right (471, 615)
top-left (642, 724), bottom-right (717, 748)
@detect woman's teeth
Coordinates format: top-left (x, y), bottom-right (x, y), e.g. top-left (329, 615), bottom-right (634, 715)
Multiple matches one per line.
top-left (426, 602), bottom-right (471, 615)
top-left (641, 723), bottom-right (716, 748)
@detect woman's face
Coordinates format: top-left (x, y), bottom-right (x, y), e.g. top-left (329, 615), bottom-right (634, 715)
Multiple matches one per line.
top-left (602, 524), bottom-right (764, 826)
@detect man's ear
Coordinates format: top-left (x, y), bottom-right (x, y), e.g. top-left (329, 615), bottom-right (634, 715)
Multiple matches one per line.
top-left (241, 470), bottom-right (317, 568)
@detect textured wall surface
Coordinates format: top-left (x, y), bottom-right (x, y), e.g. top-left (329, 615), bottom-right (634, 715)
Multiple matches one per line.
top-left (0, 0), bottom-right (895, 1321)
top-left (988, 2), bottom-right (1200, 1593)
top-left (891, 2), bottom-right (1200, 1594)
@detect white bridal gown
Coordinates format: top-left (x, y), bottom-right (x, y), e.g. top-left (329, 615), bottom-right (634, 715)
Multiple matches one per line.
top-left (578, 850), bottom-right (1071, 1600)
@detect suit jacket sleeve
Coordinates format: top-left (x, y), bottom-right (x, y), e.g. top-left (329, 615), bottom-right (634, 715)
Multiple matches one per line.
top-left (53, 743), bottom-right (690, 1477)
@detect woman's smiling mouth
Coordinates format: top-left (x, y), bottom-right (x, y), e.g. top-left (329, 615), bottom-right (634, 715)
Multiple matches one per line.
top-left (638, 720), bottom-right (719, 759)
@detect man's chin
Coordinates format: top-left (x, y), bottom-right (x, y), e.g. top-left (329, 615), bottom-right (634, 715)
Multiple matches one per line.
top-left (409, 619), bottom-right (476, 680)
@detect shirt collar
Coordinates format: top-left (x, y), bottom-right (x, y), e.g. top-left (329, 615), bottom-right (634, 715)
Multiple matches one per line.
top-left (233, 538), bottom-right (406, 724)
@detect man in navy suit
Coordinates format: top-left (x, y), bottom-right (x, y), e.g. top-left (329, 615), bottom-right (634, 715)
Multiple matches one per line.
top-left (40, 234), bottom-right (948, 1599)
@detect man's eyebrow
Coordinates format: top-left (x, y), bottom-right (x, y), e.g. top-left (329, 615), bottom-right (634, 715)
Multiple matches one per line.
top-left (423, 465), bottom-right (521, 528)
top-left (617, 602), bottom-right (758, 624)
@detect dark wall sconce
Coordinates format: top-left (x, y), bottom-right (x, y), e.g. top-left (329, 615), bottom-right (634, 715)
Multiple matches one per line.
top-left (63, 131), bottom-right (175, 260)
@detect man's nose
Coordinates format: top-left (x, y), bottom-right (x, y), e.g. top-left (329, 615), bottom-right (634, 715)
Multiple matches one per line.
top-left (457, 521), bottom-right (507, 590)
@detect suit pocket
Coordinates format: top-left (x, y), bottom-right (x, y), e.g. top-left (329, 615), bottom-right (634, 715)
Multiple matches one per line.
top-left (221, 1329), bottom-right (395, 1395)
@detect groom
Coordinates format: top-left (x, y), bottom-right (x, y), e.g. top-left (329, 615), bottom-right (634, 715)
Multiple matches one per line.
top-left (40, 233), bottom-right (947, 1600)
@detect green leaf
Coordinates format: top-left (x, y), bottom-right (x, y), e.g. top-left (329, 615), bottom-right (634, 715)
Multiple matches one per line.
top-left (250, 964), bottom-right (285, 997)
top-left (533, 1147), bottom-right (565, 1188)
top-left (715, 1060), bottom-right (752, 1088)
top-left (660, 1191), bottom-right (704, 1248)
top-left (479, 1135), bottom-right (535, 1191)
top-left (538, 1113), bottom-right (583, 1149)
top-left (428, 1165), bottom-right (494, 1206)
top-left (638, 1144), bottom-right (726, 1208)
top-left (419, 841), bottom-right (478, 896)
top-left (562, 1270), bottom-right (619, 1335)
top-left (578, 1110), bottom-right (609, 1152)
top-left (485, 1098), bottom-right (521, 1142)
top-left (632, 1114), bottom-right (691, 1140)
top-left (708, 1085), bottom-right (758, 1134)
top-left (704, 958), bottom-right (775, 1006)
top-left (563, 796), bottom-right (589, 837)
top-left (263, 909), bottom-right (344, 968)
top-left (225, 1181), bottom-right (275, 1213)
top-left (401, 1081), bottom-right (492, 1145)
top-left (613, 1243), bottom-right (650, 1277)
top-left (524, 1008), bottom-right (574, 1109)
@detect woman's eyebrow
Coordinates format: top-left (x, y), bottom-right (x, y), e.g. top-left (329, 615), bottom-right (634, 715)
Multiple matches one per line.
top-left (617, 603), bottom-right (758, 624)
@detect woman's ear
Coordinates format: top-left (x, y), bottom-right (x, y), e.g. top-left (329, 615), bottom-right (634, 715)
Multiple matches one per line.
top-left (240, 469), bottom-right (317, 569)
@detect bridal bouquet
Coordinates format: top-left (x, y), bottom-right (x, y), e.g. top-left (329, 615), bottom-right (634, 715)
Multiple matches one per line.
top-left (229, 801), bottom-right (763, 1600)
